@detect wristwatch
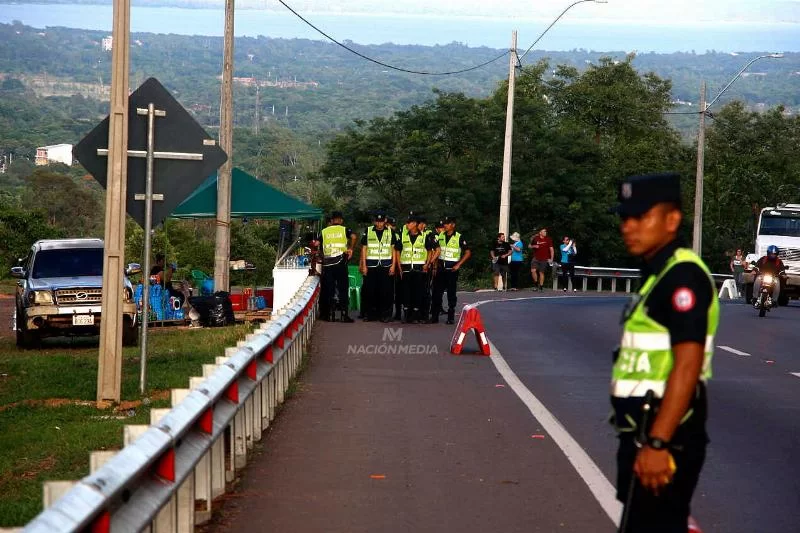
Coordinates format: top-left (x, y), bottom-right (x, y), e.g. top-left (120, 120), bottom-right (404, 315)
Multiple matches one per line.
top-left (646, 436), bottom-right (671, 450)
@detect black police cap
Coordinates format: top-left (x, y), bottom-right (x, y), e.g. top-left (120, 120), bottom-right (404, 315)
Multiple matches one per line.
top-left (443, 215), bottom-right (457, 224)
top-left (373, 211), bottom-right (387, 222)
top-left (613, 172), bottom-right (682, 217)
top-left (329, 210), bottom-right (344, 220)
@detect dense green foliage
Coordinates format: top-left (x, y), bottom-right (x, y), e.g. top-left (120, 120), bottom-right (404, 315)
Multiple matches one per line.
top-left (2, 22), bottom-right (798, 282)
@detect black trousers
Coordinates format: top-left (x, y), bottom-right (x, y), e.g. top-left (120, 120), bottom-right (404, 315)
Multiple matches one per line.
top-left (320, 261), bottom-right (349, 317)
top-left (362, 266), bottom-right (393, 319)
top-left (509, 261), bottom-right (522, 289)
top-left (403, 269), bottom-right (426, 317)
top-left (394, 274), bottom-right (404, 315)
top-left (431, 269), bottom-right (458, 319)
top-left (559, 262), bottom-right (576, 290)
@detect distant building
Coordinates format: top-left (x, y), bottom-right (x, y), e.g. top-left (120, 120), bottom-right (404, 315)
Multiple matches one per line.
top-left (35, 144), bottom-right (73, 166)
top-left (102, 36), bottom-right (113, 51)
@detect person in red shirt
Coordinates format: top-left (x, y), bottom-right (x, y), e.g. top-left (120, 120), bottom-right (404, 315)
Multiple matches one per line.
top-left (529, 228), bottom-right (554, 291)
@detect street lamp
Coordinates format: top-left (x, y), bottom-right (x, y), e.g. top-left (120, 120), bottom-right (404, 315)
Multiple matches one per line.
top-left (692, 53), bottom-right (783, 256)
top-left (498, 0), bottom-right (607, 236)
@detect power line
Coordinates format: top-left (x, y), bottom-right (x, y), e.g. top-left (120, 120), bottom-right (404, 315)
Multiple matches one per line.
top-left (275, 0), bottom-right (509, 76)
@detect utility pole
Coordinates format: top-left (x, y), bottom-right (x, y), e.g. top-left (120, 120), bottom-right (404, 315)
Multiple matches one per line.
top-left (97, 0), bottom-right (130, 403)
top-left (692, 82), bottom-right (706, 256)
top-left (214, 0), bottom-right (234, 293)
top-left (254, 82), bottom-right (259, 135)
top-left (498, 30), bottom-right (517, 237)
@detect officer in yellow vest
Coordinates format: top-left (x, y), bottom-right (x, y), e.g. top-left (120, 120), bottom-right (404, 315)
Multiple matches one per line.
top-left (416, 215), bottom-right (438, 321)
top-left (359, 211), bottom-right (398, 322)
top-left (319, 211), bottom-right (358, 322)
top-left (611, 173), bottom-right (719, 533)
top-left (429, 216), bottom-right (471, 324)
top-left (397, 214), bottom-right (435, 323)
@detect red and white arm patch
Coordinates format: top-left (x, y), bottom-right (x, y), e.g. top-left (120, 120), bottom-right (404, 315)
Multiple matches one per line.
top-left (672, 287), bottom-right (696, 312)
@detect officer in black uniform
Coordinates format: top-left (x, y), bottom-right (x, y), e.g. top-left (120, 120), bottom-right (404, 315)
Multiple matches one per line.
top-left (611, 173), bottom-right (718, 533)
top-left (359, 211), bottom-right (398, 322)
top-left (429, 215), bottom-right (471, 324)
top-left (319, 211), bottom-right (358, 322)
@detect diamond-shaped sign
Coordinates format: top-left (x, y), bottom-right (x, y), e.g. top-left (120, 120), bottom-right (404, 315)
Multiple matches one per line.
top-left (74, 77), bottom-right (227, 228)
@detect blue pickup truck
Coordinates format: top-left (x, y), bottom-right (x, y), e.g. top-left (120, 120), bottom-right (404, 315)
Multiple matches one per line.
top-left (11, 238), bottom-right (139, 348)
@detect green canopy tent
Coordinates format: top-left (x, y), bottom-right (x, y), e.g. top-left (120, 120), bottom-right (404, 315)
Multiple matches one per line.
top-left (171, 167), bottom-right (322, 220)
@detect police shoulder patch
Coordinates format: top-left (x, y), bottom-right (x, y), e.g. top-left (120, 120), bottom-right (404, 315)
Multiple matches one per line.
top-left (672, 287), bottom-right (696, 312)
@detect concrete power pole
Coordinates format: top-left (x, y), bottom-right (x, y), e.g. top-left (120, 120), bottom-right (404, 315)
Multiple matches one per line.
top-left (215, 0), bottom-right (234, 292)
top-left (498, 31), bottom-right (518, 237)
top-left (692, 82), bottom-right (706, 256)
top-left (97, 0), bottom-right (130, 403)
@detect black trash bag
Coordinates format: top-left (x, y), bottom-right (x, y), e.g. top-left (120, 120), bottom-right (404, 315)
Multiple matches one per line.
top-left (189, 292), bottom-right (235, 327)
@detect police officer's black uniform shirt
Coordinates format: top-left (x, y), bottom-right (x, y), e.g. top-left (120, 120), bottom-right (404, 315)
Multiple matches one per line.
top-left (425, 232), bottom-right (441, 251)
top-left (614, 239), bottom-right (713, 441)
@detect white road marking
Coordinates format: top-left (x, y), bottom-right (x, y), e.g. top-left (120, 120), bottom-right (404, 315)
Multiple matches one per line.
top-left (718, 345), bottom-right (751, 357)
top-left (487, 339), bottom-right (622, 528)
top-left (471, 294), bottom-right (626, 527)
top-left (791, 373), bottom-right (800, 379)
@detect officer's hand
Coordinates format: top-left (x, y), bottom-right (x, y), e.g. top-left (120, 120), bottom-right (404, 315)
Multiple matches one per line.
top-left (423, 263), bottom-right (429, 272)
top-left (346, 249), bottom-right (353, 259)
top-left (359, 265), bottom-right (367, 276)
top-left (452, 264), bottom-right (460, 271)
top-left (389, 265), bottom-right (395, 277)
top-left (634, 447), bottom-right (675, 495)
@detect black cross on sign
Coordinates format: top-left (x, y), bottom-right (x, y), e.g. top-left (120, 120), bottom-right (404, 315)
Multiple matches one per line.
top-left (74, 77), bottom-right (228, 228)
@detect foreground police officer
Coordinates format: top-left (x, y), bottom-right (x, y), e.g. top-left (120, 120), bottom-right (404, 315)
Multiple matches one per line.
top-left (319, 211), bottom-right (358, 322)
top-left (430, 216), bottom-right (470, 324)
top-left (359, 211), bottom-right (397, 322)
top-left (611, 173), bottom-right (719, 533)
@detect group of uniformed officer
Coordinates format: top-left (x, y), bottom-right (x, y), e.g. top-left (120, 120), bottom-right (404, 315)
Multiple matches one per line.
top-left (318, 210), bottom-right (471, 325)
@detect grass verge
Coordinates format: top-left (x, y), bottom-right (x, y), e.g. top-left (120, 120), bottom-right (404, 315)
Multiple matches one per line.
top-left (0, 324), bottom-right (250, 527)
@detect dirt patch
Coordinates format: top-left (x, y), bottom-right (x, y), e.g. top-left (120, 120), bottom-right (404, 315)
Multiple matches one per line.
top-left (19, 455), bottom-right (57, 480)
top-left (0, 389), bottom-right (170, 413)
top-left (0, 294), bottom-right (14, 338)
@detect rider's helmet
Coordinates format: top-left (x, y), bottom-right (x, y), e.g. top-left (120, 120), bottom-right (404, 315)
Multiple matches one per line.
top-left (767, 245), bottom-right (779, 259)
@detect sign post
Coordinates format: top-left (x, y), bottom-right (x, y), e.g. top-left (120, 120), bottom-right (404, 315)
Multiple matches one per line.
top-left (76, 78), bottom-right (227, 400)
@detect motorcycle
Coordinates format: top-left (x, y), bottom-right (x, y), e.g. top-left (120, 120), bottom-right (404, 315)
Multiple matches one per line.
top-left (752, 269), bottom-right (785, 318)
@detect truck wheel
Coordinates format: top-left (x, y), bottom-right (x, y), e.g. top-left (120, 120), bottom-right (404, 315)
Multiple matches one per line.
top-left (122, 318), bottom-right (139, 347)
top-left (744, 284), bottom-right (753, 304)
top-left (16, 316), bottom-right (40, 349)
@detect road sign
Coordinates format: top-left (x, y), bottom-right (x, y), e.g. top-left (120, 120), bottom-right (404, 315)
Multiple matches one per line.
top-left (74, 77), bottom-right (227, 228)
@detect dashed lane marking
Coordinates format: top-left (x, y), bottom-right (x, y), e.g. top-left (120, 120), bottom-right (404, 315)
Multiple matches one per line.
top-left (791, 373), bottom-right (800, 379)
top-left (718, 345), bottom-right (751, 357)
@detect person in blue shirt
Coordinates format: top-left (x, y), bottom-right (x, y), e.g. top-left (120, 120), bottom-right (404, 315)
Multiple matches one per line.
top-left (508, 232), bottom-right (525, 291)
top-left (559, 236), bottom-right (578, 292)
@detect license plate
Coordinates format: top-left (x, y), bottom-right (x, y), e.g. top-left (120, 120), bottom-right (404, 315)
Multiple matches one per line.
top-left (72, 315), bottom-right (95, 326)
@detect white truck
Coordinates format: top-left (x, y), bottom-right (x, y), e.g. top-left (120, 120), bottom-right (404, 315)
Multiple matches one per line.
top-left (743, 204), bottom-right (800, 306)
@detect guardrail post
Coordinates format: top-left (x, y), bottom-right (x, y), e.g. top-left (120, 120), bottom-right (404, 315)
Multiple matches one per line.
top-left (626, 279), bottom-right (632, 293)
top-left (611, 278), bottom-right (617, 292)
top-left (90, 450), bottom-right (117, 473)
top-left (43, 481), bottom-right (77, 509)
top-left (190, 376), bottom-right (225, 500)
top-left (171, 388), bottom-right (212, 525)
top-left (597, 278), bottom-right (603, 292)
top-left (582, 277), bottom-right (588, 292)
top-left (150, 409), bottom-right (185, 533)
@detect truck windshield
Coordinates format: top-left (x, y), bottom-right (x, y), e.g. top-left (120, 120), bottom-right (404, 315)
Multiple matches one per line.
top-left (759, 215), bottom-right (800, 238)
top-left (32, 248), bottom-right (104, 279)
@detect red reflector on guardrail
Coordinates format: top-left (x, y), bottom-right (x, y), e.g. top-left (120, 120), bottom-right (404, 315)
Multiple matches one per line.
top-left (264, 346), bottom-right (274, 363)
top-left (225, 382), bottom-right (239, 403)
top-left (247, 360), bottom-right (257, 380)
top-left (198, 408), bottom-right (213, 434)
top-left (154, 448), bottom-right (176, 482)
top-left (90, 511), bottom-right (110, 533)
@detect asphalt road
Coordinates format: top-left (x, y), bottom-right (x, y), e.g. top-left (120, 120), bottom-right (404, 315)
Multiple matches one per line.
top-left (210, 292), bottom-right (798, 533)
top-left (479, 294), bottom-right (800, 533)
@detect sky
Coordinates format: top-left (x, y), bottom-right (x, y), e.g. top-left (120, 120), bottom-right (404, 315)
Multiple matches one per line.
top-left (260, 0), bottom-right (800, 24)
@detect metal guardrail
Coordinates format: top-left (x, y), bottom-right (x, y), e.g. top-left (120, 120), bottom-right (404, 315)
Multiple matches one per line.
top-left (551, 265), bottom-right (733, 293)
top-left (24, 277), bottom-right (320, 533)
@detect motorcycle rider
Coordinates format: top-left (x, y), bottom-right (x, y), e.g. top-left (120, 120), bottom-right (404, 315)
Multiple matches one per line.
top-left (752, 245), bottom-right (786, 308)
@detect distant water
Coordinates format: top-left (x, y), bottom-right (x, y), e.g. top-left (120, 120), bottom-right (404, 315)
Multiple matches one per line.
top-left (1, 4), bottom-right (799, 53)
